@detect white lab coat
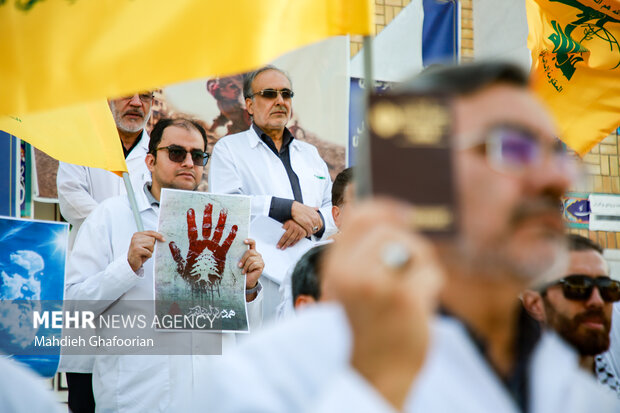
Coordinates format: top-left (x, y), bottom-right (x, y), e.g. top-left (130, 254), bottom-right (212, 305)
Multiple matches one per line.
top-left (57, 130), bottom-right (151, 250)
top-left (0, 357), bottom-right (66, 413)
top-left (57, 131), bottom-right (150, 374)
top-left (65, 186), bottom-right (263, 413)
top-left (599, 303), bottom-right (620, 387)
top-left (209, 127), bottom-right (336, 321)
top-left (209, 127), bottom-right (336, 237)
top-left (201, 304), bottom-right (619, 413)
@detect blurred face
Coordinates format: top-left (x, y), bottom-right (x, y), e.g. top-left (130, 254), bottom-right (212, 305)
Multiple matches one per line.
top-left (452, 84), bottom-right (575, 282)
top-left (246, 69), bottom-right (292, 132)
top-left (146, 125), bottom-right (204, 194)
top-left (332, 182), bottom-right (355, 229)
top-left (544, 250), bottom-right (612, 355)
top-left (108, 92), bottom-right (153, 133)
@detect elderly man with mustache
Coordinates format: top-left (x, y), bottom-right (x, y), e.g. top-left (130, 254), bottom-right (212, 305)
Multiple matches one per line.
top-left (209, 65), bottom-right (336, 320)
top-left (56, 91), bottom-right (154, 413)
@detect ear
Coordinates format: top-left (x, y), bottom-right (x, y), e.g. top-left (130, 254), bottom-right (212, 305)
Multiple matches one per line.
top-left (245, 97), bottom-right (254, 116)
top-left (145, 153), bottom-right (156, 173)
top-left (521, 290), bottom-right (546, 323)
top-left (294, 295), bottom-right (316, 310)
top-left (332, 206), bottom-right (342, 229)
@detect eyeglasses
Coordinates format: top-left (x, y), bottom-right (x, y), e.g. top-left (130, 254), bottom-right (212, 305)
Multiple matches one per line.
top-left (463, 124), bottom-right (571, 173)
top-left (544, 275), bottom-right (620, 302)
top-left (154, 145), bottom-right (209, 166)
top-left (250, 88), bottom-right (294, 99)
top-left (120, 92), bottom-right (154, 103)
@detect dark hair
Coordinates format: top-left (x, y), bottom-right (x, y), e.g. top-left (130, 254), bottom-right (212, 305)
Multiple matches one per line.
top-left (148, 118), bottom-right (208, 155)
top-left (567, 234), bottom-right (604, 254)
top-left (243, 65), bottom-right (293, 99)
top-left (291, 244), bottom-right (329, 303)
top-left (400, 61), bottom-right (528, 96)
top-left (332, 167), bottom-right (354, 207)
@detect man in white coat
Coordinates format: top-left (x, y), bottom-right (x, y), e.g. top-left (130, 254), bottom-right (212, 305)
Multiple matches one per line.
top-left (65, 118), bottom-right (264, 412)
top-left (209, 65), bottom-right (336, 320)
top-left (57, 92), bottom-right (153, 413)
top-left (199, 62), bottom-right (619, 412)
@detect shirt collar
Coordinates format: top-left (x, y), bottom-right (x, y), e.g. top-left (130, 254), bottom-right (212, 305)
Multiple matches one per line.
top-left (143, 182), bottom-right (159, 208)
top-left (251, 123), bottom-right (294, 152)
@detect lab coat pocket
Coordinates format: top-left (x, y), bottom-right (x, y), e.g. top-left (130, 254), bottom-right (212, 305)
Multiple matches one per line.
top-left (303, 167), bottom-right (329, 207)
top-left (117, 355), bottom-right (170, 412)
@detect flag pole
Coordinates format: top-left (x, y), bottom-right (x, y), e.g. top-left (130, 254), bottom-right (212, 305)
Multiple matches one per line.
top-left (122, 172), bottom-right (144, 232)
top-left (357, 35), bottom-right (374, 199)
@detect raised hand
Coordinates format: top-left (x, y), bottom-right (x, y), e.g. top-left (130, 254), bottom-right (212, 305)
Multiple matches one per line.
top-left (127, 231), bottom-right (166, 272)
top-left (168, 204), bottom-right (238, 296)
top-left (238, 238), bottom-right (264, 301)
top-left (321, 199), bottom-right (443, 410)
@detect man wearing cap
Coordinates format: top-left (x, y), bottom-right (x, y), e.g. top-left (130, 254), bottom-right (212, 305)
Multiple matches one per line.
top-left (199, 62), bottom-right (618, 412)
top-left (523, 234), bottom-right (620, 397)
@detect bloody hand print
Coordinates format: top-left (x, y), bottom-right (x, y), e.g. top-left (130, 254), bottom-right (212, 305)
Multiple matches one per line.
top-left (169, 204), bottom-right (238, 299)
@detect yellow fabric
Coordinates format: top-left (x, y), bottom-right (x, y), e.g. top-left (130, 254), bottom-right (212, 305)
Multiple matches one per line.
top-left (0, 0), bottom-right (373, 116)
top-left (0, 101), bottom-right (126, 174)
top-left (526, 0), bottom-right (620, 156)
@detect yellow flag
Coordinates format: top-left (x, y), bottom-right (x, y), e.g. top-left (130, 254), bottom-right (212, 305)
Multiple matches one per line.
top-left (526, 0), bottom-right (620, 156)
top-left (0, 101), bottom-right (126, 174)
top-left (0, 0), bottom-right (373, 117)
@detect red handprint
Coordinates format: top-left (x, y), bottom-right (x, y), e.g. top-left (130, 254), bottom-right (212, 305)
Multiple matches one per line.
top-left (169, 204), bottom-right (238, 300)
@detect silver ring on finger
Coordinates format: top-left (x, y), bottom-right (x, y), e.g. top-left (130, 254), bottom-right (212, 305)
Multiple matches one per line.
top-left (312, 225), bottom-right (319, 233)
top-left (381, 242), bottom-right (411, 271)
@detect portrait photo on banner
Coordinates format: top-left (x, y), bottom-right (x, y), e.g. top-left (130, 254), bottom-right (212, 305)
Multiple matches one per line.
top-left (0, 216), bottom-right (69, 377)
top-left (154, 189), bottom-right (251, 332)
top-left (147, 36), bottom-right (350, 191)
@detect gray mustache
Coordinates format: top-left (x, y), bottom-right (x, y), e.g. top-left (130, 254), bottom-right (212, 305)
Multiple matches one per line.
top-left (509, 197), bottom-right (563, 226)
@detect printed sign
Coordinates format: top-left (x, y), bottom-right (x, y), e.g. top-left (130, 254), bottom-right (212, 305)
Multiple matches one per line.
top-left (154, 189), bottom-right (251, 332)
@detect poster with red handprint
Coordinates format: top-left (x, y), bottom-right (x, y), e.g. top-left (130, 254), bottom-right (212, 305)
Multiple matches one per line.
top-left (154, 189), bottom-right (251, 332)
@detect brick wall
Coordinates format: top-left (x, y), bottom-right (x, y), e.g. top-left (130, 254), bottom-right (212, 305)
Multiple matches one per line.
top-left (350, 0), bottom-right (472, 61)
top-left (461, 0), bottom-right (473, 62)
top-left (350, 0), bottom-right (411, 57)
top-left (568, 130), bottom-right (620, 249)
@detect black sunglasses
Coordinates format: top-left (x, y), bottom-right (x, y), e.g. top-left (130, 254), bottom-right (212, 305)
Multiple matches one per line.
top-left (250, 88), bottom-right (294, 99)
top-left (545, 275), bottom-right (620, 302)
top-left (154, 145), bottom-right (209, 166)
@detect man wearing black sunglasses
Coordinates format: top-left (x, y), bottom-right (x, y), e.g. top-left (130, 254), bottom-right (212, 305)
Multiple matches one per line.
top-left (65, 117), bottom-right (265, 412)
top-left (210, 65), bottom-right (336, 320)
top-left (523, 234), bottom-right (620, 396)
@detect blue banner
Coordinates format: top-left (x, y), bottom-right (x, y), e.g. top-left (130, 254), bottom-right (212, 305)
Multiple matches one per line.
top-left (348, 78), bottom-right (392, 166)
top-left (422, 0), bottom-right (458, 66)
top-left (0, 131), bottom-right (20, 217)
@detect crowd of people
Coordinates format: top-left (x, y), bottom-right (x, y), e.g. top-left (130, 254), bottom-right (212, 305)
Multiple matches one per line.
top-left (3, 61), bottom-right (620, 412)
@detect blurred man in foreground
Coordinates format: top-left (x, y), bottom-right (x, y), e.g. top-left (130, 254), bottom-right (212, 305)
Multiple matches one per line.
top-left (523, 234), bottom-right (620, 397)
top-left (199, 62), bottom-right (618, 412)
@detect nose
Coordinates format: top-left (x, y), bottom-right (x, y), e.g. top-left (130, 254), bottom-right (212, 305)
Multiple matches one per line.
top-left (275, 91), bottom-right (285, 105)
top-left (180, 151), bottom-right (194, 168)
top-left (525, 150), bottom-right (575, 198)
top-left (586, 285), bottom-right (606, 308)
top-left (128, 94), bottom-right (142, 106)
